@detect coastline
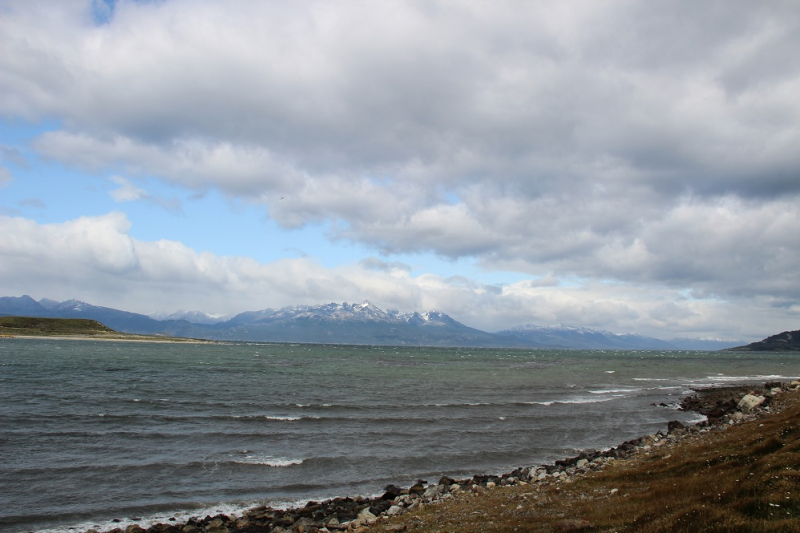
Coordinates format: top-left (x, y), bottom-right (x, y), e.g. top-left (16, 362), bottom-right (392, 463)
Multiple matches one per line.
top-left (0, 334), bottom-right (218, 344)
top-left (80, 379), bottom-right (800, 533)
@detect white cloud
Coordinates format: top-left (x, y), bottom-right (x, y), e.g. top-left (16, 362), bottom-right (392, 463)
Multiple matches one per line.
top-left (2, 213), bottom-right (798, 340)
top-left (1, 1), bottom-right (798, 339)
top-left (109, 175), bottom-right (147, 202)
top-left (107, 175), bottom-right (182, 213)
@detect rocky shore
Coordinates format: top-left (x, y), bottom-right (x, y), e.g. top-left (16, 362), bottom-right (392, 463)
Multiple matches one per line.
top-left (86, 380), bottom-right (800, 533)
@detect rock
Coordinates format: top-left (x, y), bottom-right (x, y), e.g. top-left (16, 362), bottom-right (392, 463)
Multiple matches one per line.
top-left (422, 484), bottom-right (444, 499)
top-left (125, 526), bottom-right (146, 533)
top-left (371, 500), bottom-right (392, 514)
top-left (291, 517), bottom-right (314, 532)
top-left (393, 494), bottom-right (412, 506)
top-left (386, 505), bottom-right (404, 516)
top-left (383, 525), bottom-right (407, 532)
top-left (738, 394), bottom-right (766, 412)
top-left (382, 484), bottom-right (404, 500)
top-left (667, 420), bottom-right (685, 433)
top-left (576, 459), bottom-right (588, 469)
top-left (438, 475), bottom-right (455, 487)
top-left (355, 507), bottom-right (377, 526)
top-left (407, 482), bottom-right (425, 495)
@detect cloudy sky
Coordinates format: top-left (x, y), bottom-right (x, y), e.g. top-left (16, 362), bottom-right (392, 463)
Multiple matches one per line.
top-left (2, 0), bottom-right (799, 341)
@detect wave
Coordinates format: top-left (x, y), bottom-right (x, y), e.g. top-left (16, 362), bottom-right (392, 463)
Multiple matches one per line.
top-left (3, 455), bottom-right (309, 475)
top-left (232, 454), bottom-right (304, 467)
top-left (588, 388), bottom-right (639, 394)
top-left (702, 374), bottom-right (791, 382)
top-left (526, 396), bottom-right (619, 405)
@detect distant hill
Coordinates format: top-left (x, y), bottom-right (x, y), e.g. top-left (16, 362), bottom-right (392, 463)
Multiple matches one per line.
top-left (494, 324), bottom-right (673, 350)
top-left (0, 295), bottom-right (745, 350)
top-left (148, 309), bottom-right (230, 324)
top-left (728, 329), bottom-right (800, 351)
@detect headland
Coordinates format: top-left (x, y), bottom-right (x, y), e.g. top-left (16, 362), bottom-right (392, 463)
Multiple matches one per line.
top-left (0, 316), bottom-right (215, 343)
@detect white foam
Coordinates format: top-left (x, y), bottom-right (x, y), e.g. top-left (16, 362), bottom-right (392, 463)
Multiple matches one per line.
top-left (588, 388), bottom-right (638, 394)
top-left (527, 396), bottom-right (617, 405)
top-left (429, 401), bottom-right (490, 407)
top-left (235, 454), bottom-right (304, 467)
top-left (684, 412), bottom-right (708, 425)
top-left (704, 374), bottom-right (788, 382)
top-left (33, 501), bottom-right (255, 533)
top-left (558, 396), bottom-right (617, 404)
top-left (263, 415), bottom-right (302, 421)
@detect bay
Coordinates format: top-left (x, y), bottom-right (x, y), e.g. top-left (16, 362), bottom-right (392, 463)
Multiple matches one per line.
top-left (1, 339), bottom-right (797, 532)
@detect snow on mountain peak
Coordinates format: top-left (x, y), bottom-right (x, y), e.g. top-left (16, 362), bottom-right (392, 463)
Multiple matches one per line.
top-left (57, 299), bottom-right (89, 312)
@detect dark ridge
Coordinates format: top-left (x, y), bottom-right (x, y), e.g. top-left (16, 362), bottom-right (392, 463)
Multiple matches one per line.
top-left (728, 329), bottom-right (800, 351)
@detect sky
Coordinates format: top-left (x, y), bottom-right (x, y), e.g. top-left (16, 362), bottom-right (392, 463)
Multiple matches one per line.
top-left (1, 0), bottom-right (799, 341)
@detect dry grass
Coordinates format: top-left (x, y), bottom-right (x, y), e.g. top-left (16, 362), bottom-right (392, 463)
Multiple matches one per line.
top-left (365, 390), bottom-right (800, 533)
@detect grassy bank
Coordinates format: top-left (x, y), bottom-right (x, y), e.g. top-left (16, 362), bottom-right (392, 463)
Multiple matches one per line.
top-left (366, 388), bottom-right (800, 533)
top-left (0, 316), bottom-right (209, 343)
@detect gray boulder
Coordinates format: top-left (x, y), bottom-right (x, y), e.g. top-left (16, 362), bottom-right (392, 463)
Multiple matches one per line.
top-left (738, 394), bottom-right (765, 412)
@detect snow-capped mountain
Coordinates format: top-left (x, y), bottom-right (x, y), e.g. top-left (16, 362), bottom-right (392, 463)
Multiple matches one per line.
top-left (495, 323), bottom-right (675, 350)
top-left (0, 295), bottom-right (745, 349)
top-left (149, 309), bottom-right (230, 325)
top-left (214, 301), bottom-right (490, 345)
top-left (0, 296), bottom-right (506, 347)
top-left (228, 301), bottom-right (457, 327)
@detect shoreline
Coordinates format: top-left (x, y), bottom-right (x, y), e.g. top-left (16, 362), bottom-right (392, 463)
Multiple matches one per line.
top-left (78, 379), bottom-right (799, 533)
top-left (1, 334), bottom-right (219, 344)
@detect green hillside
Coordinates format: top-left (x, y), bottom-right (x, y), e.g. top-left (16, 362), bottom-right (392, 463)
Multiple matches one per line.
top-left (0, 316), bottom-right (206, 343)
top-left (0, 316), bottom-right (116, 336)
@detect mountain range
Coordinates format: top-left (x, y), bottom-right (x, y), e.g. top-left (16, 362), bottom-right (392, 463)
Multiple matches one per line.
top-left (0, 295), bottom-right (743, 350)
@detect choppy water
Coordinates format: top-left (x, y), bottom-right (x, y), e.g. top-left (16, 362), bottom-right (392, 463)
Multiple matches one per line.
top-left (1, 339), bottom-right (798, 532)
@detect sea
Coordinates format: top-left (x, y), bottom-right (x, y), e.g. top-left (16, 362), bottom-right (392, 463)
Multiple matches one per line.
top-left (1, 339), bottom-right (798, 533)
